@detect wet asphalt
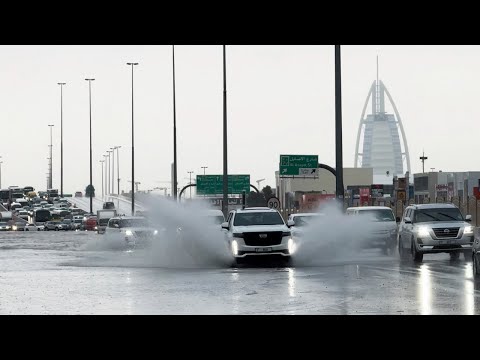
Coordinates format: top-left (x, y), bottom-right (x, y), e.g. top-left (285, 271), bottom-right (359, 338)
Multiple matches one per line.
top-left (0, 231), bottom-right (478, 314)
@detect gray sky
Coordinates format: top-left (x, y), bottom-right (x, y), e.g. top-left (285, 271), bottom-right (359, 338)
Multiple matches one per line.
top-left (0, 45), bottom-right (477, 195)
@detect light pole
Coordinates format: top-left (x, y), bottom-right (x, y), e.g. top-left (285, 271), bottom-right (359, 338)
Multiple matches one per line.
top-left (103, 154), bottom-right (108, 198)
top-left (172, 45), bottom-right (178, 200)
top-left (85, 78), bottom-right (95, 214)
top-left (222, 45), bottom-right (228, 218)
top-left (107, 150), bottom-right (112, 195)
top-left (58, 82), bottom-right (66, 197)
top-left (334, 45), bottom-right (344, 203)
top-left (48, 124), bottom-right (54, 189)
top-left (115, 146), bottom-right (121, 195)
top-left (99, 160), bottom-right (105, 198)
top-left (110, 147), bottom-right (115, 195)
top-left (0, 160), bottom-right (2, 189)
top-left (127, 62), bottom-right (139, 216)
top-left (201, 166), bottom-right (208, 176)
top-left (188, 171), bottom-right (194, 199)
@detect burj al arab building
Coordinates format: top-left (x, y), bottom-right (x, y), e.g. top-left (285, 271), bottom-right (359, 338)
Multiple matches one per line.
top-left (354, 70), bottom-right (411, 184)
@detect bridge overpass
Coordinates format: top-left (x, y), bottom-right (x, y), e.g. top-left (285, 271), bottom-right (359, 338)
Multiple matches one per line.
top-left (67, 195), bottom-right (145, 215)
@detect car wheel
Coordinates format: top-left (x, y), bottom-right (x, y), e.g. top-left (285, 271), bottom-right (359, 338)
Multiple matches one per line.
top-left (450, 251), bottom-right (460, 261)
top-left (464, 250), bottom-right (472, 262)
top-left (473, 253), bottom-right (480, 279)
top-left (411, 240), bottom-right (423, 262)
top-left (25, 229), bottom-right (29, 231)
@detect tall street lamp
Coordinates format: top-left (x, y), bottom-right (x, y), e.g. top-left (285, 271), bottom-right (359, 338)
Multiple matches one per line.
top-left (58, 82), bottom-right (66, 197)
top-left (85, 78), bottom-right (95, 214)
top-left (188, 171), bottom-right (194, 199)
top-left (99, 160), bottom-right (105, 198)
top-left (222, 45), bottom-right (228, 218)
top-left (0, 159), bottom-right (3, 189)
top-left (48, 124), bottom-right (54, 189)
top-left (103, 154), bottom-right (108, 198)
top-left (127, 62), bottom-right (139, 215)
top-left (172, 46), bottom-right (178, 200)
top-left (201, 166), bottom-right (208, 176)
top-left (107, 150), bottom-right (112, 195)
top-left (334, 45), bottom-right (344, 202)
top-left (115, 146), bottom-right (121, 195)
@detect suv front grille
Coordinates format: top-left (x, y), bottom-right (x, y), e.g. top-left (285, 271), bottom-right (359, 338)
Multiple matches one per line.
top-left (433, 227), bottom-right (459, 238)
top-left (243, 232), bottom-right (283, 246)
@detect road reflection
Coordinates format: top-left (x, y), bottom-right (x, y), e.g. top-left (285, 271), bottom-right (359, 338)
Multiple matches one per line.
top-left (418, 264), bottom-right (432, 315)
top-left (288, 268), bottom-right (296, 298)
top-left (464, 263), bottom-right (474, 315)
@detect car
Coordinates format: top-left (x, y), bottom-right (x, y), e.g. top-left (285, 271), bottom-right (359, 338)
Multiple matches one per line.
top-left (0, 222), bottom-right (11, 231)
top-left (74, 191), bottom-right (83, 198)
top-left (44, 221), bottom-right (63, 231)
top-left (12, 222), bottom-right (26, 231)
top-left (25, 223), bottom-right (41, 231)
top-left (104, 216), bottom-right (159, 248)
top-left (83, 216), bottom-right (97, 231)
top-left (59, 219), bottom-right (73, 231)
top-left (72, 218), bottom-right (83, 230)
top-left (222, 207), bottom-right (295, 265)
top-left (287, 212), bottom-right (324, 240)
top-left (103, 202), bottom-right (115, 210)
top-left (346, 206), bottom-right (398, 255)
top-left (398, 203), bottom-right (474, 262)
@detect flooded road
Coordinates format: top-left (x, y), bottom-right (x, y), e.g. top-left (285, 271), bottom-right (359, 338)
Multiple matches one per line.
top-left (0, 231), bottom-right (479, 314)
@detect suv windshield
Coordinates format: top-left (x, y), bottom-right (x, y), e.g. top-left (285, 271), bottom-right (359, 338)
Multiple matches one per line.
top-left (358, 209), bottom-right (395, 222)
top-left (234, 212), bottom-right (284, 226)
top-left (414, 208), bottom-right (464, 223)
top-left (119, 219), bottom-right (150, 228)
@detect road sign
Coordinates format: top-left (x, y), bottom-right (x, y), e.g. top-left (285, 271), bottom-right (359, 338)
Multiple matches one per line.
top-left (267, 196), bottom-right (281, 210)
top-left (196, 175), bottom-right (250, 195)
top-left (279, 155), bottom-right (318, 176)
top-left (397, 190), bottom-right (406, 203)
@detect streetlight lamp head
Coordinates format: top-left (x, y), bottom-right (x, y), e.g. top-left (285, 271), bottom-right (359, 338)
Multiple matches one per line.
top-left (85, 78), bottom-right (95, 81)
top-left (127, 62), bottom-right (139, 66)
top-left (58, 82), bottom-right (66, 85)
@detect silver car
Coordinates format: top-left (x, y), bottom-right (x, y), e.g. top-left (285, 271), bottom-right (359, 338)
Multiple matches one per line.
top-left (398, 203), bottom-right (474, 262)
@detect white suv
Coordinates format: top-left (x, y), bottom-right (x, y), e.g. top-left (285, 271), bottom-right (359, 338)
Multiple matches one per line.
top-left (222, 207), bottom-right (295, 264)
top-left (105, 216), bottom-right (159, 248)
top-left (398, 203), bottom-right (474, 262)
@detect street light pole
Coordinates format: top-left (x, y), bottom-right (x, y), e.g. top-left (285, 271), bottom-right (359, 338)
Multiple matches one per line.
top-left (85, 78), bottom-right (95, 214)
top-left (115, 146), bottom-right (121, 195)
top-left (103, 154), bottom-right (108, 199)
top-left (188, 171), bottom-right (194, 199)
top-left (107, 150), bottom-right (112, 195)
top-left (0, 160), bottom-right (2, 189)
top-left (127, 62), bottom-right (138, 216)
top-left (334, 45), bottom-right (344, 204)
top-left (48, 124), bottom-right (54, 189)
top-left (58, 82), bottom-right (66, 198)
top-left (172, 45), bottom-right (178, 200)
top-left (201, 166), bottom-right (208, 176)
top-left (99, 160), bottom-right (104, 198)
top-left (110, 147), bottom-right (115, 195)
top-left (222, 45), bottom-right (228, 218)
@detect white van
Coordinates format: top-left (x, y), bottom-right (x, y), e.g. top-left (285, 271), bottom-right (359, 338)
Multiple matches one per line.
top-left (346, 206), bottom-right (398, 255)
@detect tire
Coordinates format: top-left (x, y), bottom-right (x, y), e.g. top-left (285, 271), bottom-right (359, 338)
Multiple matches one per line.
top-left (412, 240), bottom-right (423, 262)
top-left (473, 253), bottom-right (480, 279)
top-left (464, 250), bottom-right (472, 262)
top-left (25, 229), bottom-right (29, 231)
top-left (45, 227), bottom-right (49, 231)
top-left (233, 257), bottom-right (245, 266)
top-left (399, 237), bottom-right (409, 261)
top-left (450, 251), bottom-right (460, 261)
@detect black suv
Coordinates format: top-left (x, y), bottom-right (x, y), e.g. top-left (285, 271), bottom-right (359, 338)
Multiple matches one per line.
top-left (103, 202), bottom-right (115, 210)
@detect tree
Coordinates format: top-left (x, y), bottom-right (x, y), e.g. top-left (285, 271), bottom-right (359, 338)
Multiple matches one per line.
top-left (85, 184), bottom-right (95, 198)
top-left (261, 186), bottom-right (273, 201)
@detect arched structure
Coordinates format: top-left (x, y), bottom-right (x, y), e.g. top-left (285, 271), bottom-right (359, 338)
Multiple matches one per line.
top-left (354, 79), bottom-right (411, 184)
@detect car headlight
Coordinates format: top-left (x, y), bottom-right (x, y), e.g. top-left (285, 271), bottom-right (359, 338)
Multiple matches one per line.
top-left (288, 238), bottom-right (296, 254)
top-left (232, 232), bottom-right (244, 238)
top-left (125, 230), bottom-right (133, 236)
top-left (153, 230), bottom-right (158, 235)
top-left (417, 226), bottom-right (430, 237)
top-left (464, 226), bottom-right (474, 235)
top-left (12, 226), bottom-right (17, 231)
top-left (231, 240), bottom-right (238, 256)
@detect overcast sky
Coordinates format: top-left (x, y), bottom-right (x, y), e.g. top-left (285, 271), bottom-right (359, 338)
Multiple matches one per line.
top-left (0, 45), bottom-right (477, 195)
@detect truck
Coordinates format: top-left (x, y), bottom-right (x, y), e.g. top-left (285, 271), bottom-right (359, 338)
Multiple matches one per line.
top-left (0, 211), bottom-right (13, 222)
top-left (96, 209), bottom-right (117, 234)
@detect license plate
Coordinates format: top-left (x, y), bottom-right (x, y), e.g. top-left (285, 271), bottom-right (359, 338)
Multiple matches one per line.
top-left (439, 240), bottom-right (455, 245)
top-left (255, 247), bottom-right (272, 253)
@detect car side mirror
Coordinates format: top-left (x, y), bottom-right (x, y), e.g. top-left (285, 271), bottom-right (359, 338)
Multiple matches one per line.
top-left (221, 222), bottom-right (229, 230)
top-left (404, 217), bottom-right (412, 224)
top-left (287, 220), bottom-right (295, 227)
top-left (466, 215), bottom-right (472, 222)
top-left (396, 217), bottom-right (401, 223)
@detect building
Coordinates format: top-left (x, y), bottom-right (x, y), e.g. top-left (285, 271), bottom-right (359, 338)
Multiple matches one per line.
top-left (354, 65), bottom-right (411, 184)
top-left (413, 171), bottom-right (480, 203)
top-left (275, 167), bottom-right (373, 209)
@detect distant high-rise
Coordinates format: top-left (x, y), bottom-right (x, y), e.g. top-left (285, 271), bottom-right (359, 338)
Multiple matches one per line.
top-left (354, 60), bottom-right (411, 184)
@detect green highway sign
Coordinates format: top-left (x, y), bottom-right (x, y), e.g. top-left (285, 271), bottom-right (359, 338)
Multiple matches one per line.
top-left (197, 175), bottom-right (250, 195)
top-left (279, 155), bottom-right (318, 176)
